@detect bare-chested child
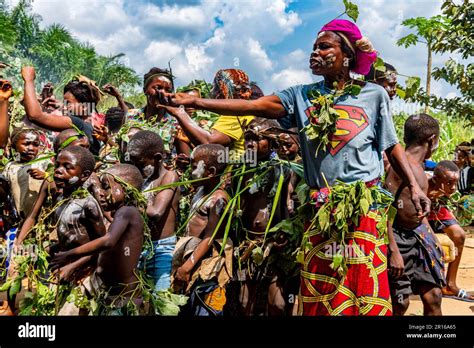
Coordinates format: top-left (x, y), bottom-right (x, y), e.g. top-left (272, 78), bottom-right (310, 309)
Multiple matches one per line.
top-left (127, 130), bottom-right (180, 290)
top-left (427, 160), bottom-right (474, 301)
top-left (15, 146), bottom-right (106, 282)
top-left (51, 164), bottom-right (145, 315)
top-left (237, 117), bottom-right (291, 316)
top-left (385, 113), bottom-right (445, 316)
top-left (172, 144), bottom-right (231, 315)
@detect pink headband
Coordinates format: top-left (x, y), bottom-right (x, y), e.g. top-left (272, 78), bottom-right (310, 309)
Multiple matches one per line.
top-left (319, 19), bottom-right (377, 75)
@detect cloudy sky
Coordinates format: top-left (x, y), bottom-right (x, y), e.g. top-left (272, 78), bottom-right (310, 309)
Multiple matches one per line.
top-left (9, 0), bottom-right (458, 98)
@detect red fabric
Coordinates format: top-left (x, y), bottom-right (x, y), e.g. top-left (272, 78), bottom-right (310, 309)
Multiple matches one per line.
top-left (427, 206), bottom-right (456, 222)
top-left (91, 112), bottom-right (106, 128)
top-left (300, 213), bottom-right (392, 316)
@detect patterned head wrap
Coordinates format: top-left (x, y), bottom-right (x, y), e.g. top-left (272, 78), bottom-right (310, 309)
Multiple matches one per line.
top-left (73, 74), bottom-right (105, 103)
top-left (211, 69), bottom-right (251, 100)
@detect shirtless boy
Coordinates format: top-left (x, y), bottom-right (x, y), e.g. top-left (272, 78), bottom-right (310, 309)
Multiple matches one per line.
top-left (127, 130), bottom-right (180, 290)
top-left (385, 114), bottom-right (445, 316)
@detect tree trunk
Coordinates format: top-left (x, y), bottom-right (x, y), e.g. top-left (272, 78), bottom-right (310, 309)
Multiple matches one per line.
top-left (425, 44), bottom-right (432, 113)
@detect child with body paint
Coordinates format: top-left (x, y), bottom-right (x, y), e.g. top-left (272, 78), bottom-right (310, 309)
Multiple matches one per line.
top-left (14, 146), bottom-right (106, 283)
top-left (172, 144), bottom-right (232, 316)
top-left (127, 130), bottom-right (180, 291)
top-left (51, 164), bottom-right (146, 315)
top-left (234, 117), bottom-right (293, 316)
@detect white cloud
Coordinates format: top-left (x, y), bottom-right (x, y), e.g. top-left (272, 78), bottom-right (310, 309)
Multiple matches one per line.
top-left (185, 45), bottom-right (214, 72)
top-left (271, 68), bottom-right (314, 91)
top-left (247, 39), bottom-right (273, 72)
top-left (8, 0), bottom-right (460, 98)
top-left (137, 4), bottom-right (209, 32)
top-left (144, 41), bottom-right (183, 65)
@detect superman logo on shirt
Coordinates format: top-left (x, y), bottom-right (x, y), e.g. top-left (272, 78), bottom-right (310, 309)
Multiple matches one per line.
top-left (304, 104), bottom-right (369, 156)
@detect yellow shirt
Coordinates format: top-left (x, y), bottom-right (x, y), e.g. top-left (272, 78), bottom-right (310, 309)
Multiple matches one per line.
top-left (211, 115), bottom-right (255, 157)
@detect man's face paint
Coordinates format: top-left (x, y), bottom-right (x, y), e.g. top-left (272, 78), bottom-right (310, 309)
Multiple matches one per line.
top-left (309, 31), bottom-right (346, 76)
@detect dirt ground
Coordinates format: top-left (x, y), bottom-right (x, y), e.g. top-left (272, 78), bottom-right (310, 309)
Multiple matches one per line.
top-left (406, 226), bottom-right (474, 316)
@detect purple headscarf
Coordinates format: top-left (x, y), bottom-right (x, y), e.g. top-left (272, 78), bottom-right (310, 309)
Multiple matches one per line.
top-left (319, 19), bottom-right (377, 75)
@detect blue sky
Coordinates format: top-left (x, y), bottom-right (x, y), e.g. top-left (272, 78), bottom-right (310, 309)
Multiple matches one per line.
top-left (11, 0), bottom-right (458, 101)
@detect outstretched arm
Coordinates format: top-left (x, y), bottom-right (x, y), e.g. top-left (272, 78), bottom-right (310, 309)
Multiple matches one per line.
top-left (385, 143), bottom-right (430, 217)
top-left (21, 67), bottom-right (72, 131)
top-left (159, 92), bottom-right (287, 119)
top-left (162, 105), bottom-right (232, 146)
top-left (103, 84), bottom-right (128, 114)
top-left (51, 207), bottom-right (135, 268)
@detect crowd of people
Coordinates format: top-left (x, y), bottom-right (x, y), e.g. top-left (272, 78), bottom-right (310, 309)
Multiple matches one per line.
top-left (0, 18), bottom-right (472, 316)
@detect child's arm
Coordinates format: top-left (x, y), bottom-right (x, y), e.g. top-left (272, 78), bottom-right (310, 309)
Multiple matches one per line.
top-left (51, 207), bottom-right (136, 268)
top-left (21, 67), bottom-right (72, 131)
top-left (175, 197), bottom-right (226, 283)
top-left (83, 198), bottom-right (107, 240)
top-left (387, 220), bottom-right (404, 279)
top-left (385, 143), bottom-right (431, 217)
top-left (162, 105), bottom-right (232, 147)
top-left (103, 84), bottom-right (128, 114)
top-left (57, 255), bottom-right (93, 282)
top-left (0, 79), bottom-right (12, 148)
top-left (14, 180), bottom-right (50, 246)
top-left (146, 171), bottom-right (179, 223)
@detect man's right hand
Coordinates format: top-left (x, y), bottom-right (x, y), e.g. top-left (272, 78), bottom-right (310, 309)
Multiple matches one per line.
top-left (0, 80), bottom-right (13, 102)
top-left (21, 66), bottom-right (36, 82)
top-left (389, 250), bottom-right (405, 279)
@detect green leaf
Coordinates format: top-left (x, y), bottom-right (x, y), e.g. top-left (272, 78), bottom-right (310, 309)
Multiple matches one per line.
top-left (252, 246), bottom-right (264, 266)
top-left (0, 280), bottom-right (12, 292)
top-left (343, 0), bottom-right (359, 22)
top-left (373, 57), bottom-right (386, 71)
top-left (359, 198), bottom-right (370, 215)
top-left (395, 87), bottom-right (406, 99)
top-left (9, 278), bottom-right (22, 297)
top-left (397, 33), bottom-right (419, 48)
top-left (330, 253), bottom-right (343, 270)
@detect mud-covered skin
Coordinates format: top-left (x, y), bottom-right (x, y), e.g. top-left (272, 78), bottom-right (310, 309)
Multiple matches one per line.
top-left (55, 194), bottom-right (105, 250)
top-left (186, 186), bottom-right (229, 239)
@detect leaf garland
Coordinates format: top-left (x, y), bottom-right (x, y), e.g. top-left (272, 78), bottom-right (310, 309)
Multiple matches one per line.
top-left (302, 81), bottom-right (362, 155)
top-left (298, 180), bottom-right (395, 276)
